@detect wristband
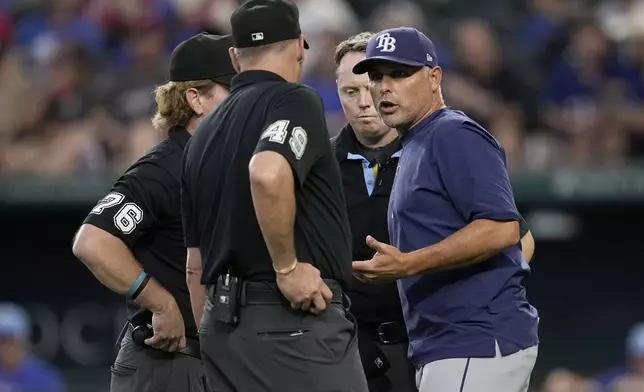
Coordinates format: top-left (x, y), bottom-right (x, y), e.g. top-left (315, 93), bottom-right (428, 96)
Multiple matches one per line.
top-left (128, 271), bottom-right (151, 300)
top-left (131, 275), bottom-right (151, 300)
top-left (274, 259), bottom-right (298, 275)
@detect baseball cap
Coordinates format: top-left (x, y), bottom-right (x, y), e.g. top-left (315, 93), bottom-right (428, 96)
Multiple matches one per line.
top-left (230, 0), bottom-right (309, 50)
top-left (0, 303), bottom-right (29, 339)
top-left (352, 27), bottom-right (438, 74)
top-left (169, 33), bottom-right (237, 87)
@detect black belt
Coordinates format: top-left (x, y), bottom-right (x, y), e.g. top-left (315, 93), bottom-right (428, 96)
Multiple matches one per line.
top-left (173, 337), bottom-right (201, 359)
top-left (206, 279), bottom-right (345, 307)
top-left (359, 321), bottom-right (408, 345)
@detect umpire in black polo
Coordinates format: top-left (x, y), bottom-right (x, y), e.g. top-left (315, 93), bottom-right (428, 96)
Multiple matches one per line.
top-left (72, 33), bottom-right (235, 392)
top-left (180, 1), bottom-right (369, 391)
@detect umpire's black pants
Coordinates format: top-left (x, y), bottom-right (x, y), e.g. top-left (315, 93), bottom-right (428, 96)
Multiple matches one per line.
top-left (200, 281), bottom-right (369, 392)
top-left (110, 334), bottom-right (206, 392)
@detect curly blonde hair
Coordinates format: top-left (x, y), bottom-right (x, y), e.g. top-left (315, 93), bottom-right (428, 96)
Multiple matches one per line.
top-left (151, 79), bottom-right (215, 131)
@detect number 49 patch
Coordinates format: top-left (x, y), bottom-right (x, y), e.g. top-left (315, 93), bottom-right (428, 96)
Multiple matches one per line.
top-left (289, 127), bottom-right (307, 160)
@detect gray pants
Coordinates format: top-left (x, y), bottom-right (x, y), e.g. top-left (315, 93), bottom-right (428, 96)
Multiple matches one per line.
top-left (416, 343), bottom-right (538, 392)
top-left (200, 299), bottom-right (369, 392)
top-left (110, 335), bottom-right (206, 392)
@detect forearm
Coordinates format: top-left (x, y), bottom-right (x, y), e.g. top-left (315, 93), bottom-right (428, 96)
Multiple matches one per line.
top-left (249, 153), bottom-right (297, 270)
top-left (186, 248), bottom-right (205, 326)
top-left (406, 219), bottom-right (520, 275)
top-left (72, 224), bottom-right (174, 312)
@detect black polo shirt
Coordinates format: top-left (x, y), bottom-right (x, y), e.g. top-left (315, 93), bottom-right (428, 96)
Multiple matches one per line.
top-left (181, 70), bottom-right (352, 288)
top-left (83, 127), bottom-right (197, 340)
top-left (332, 125), bottom-right (404, 324)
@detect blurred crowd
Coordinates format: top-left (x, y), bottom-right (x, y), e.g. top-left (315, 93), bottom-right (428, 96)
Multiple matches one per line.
top-left (0, 0), bottom-right (643, 175)
top-left (540, 323), bottom-right (644, 392)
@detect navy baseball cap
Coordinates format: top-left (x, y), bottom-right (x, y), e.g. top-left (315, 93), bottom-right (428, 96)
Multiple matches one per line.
top-left (352, 27), bottom-right (438, 74)
top-left (231, 0), bottom-right (309, 50)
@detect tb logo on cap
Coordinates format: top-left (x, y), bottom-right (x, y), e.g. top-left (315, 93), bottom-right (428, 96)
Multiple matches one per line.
top-left (376, 33), bottom-right (396, 53)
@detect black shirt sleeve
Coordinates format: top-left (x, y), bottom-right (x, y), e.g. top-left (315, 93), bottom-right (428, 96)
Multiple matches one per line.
top-left (83, 162), bottom-right (174, 248)
top-left (253, 87), bottom-right (328, 186)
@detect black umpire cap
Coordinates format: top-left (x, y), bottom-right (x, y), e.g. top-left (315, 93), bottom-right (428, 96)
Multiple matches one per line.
top-left (230, 0), bottom-right (309, 49)
top-left (169, 33), bottom-right (236, 87)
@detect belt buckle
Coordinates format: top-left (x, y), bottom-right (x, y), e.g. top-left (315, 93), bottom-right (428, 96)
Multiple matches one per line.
top-left (377, 321), bottom-right (397, 344)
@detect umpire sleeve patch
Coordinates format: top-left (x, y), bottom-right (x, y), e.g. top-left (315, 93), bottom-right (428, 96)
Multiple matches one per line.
top-left (113, 203), bottom-right (144, 235)
top-left (261, 120), bottom-right (290, 144)
top-left (289, 127), bottom-right (307, 160)
top-left (91, 192), bottom-right (125, 214)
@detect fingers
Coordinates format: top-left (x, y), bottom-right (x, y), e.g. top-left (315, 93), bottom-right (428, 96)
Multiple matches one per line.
top-left (145, 334), bottom-right (173, 352)
top-left (307, 280), bottom-right (332, 314)
top-left (365, 235), bottom-right (383, 251)
top-left (144, 333), bottom-right (185, 352)
top-left (166, 334), bottom-right (186, 352)
top-left (310, 293), bottom-right (327, 314)
top-left (353, 272), bottom-right (375, 283)
top-left (280, 264), bottom-right (338, 315)
top-left (364, 275), bottom-right (397, 285)
top-left (291, 282), bottom-right (332, 314)
top-left (145, 335), bottom-right (171, 350)
top-left (353, 272), bottom-right (368, 283)
top-left (353, 271), bottom-right (385, 284)
top-left (167, 339), bottom-right (179, 353)
top-left (352, 260), bottom-right (373, 272)
top-left (144, 334), bottom-right (163, 347)
top-left (320, 282), bottom-right (333, 303)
